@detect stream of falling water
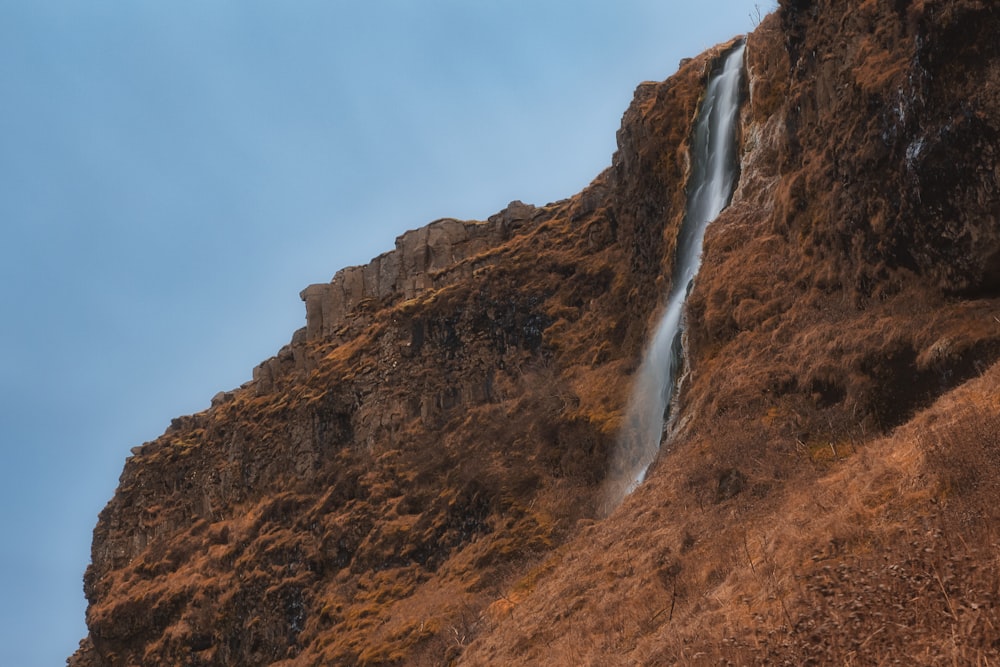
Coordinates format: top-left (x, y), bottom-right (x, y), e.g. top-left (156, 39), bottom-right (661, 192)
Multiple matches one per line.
top-left (605, 41), bottom-right (746, 510)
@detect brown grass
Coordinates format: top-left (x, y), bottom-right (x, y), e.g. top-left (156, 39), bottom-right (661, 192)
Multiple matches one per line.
top-left (74, 2), bottom-right (1000, 664)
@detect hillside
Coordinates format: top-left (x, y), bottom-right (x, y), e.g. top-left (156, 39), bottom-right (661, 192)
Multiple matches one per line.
top-left (71, 0), bottom-right (1000, 664)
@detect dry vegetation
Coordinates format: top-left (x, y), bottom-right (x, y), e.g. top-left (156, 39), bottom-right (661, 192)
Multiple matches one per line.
top-left (71, 36), bottom-right (732, 661)
top-left (72, 1), bottom-right (1000, 665)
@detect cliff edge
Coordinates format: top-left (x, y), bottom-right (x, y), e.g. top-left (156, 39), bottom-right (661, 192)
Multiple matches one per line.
top-left (73, 1), bottom-right (1000, 664)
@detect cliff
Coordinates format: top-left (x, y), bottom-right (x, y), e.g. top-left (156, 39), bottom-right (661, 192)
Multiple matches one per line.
top-left (72, 1), bottom-right (1000, 664)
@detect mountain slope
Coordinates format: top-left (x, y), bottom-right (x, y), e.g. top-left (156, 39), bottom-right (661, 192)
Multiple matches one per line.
top-left (463, 1), bottom-right (1000, 663)
top-left (72, 1), bottom-right (1000, 664)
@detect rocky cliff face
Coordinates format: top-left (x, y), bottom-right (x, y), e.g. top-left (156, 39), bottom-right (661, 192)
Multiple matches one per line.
top-left (72, 1), bottom-right (1000, 664)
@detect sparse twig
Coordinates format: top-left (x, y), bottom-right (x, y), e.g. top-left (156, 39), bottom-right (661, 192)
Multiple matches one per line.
top-left (650, 584), bottom-right (678, 626)
top-left (859, 625), bottom-right (886, 649)
top-left (670, 580), bottom-right (677, 622)
top-left (744, 532), bottom-right (758, 577)
top-left (776, 588), bottom-right (794, 630)
top-left (933, 566), bottom-right (957, 621)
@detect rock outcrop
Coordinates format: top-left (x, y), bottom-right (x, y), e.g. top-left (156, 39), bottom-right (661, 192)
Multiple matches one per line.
top-left (300, 202), bottom-right (540, 342)
top-left (251, 203), bottom-right (542, 396)
top-left (72, 1), bottom-right (1000, 665)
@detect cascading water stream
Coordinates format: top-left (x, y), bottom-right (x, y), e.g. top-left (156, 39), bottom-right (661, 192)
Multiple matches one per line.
top-left (605, 41), bottom-right (746, 509)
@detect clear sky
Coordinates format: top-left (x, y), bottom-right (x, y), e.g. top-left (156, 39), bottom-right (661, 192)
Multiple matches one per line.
top-left (0, 2), bottom-right (771, 664)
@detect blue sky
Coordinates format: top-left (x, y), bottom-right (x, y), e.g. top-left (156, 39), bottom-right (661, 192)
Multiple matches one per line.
top-left (0, 2), bottom-right (769, 664)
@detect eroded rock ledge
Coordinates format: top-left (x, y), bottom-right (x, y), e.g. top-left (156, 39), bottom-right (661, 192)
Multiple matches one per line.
top-left (247, 200), bottom-right (543, 395)
top-left (300, 201), bottom-right (539, 341)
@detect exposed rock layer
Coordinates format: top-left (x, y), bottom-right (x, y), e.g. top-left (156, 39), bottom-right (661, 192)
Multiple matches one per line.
top-left (73, 1), bottom-right (1000, 664)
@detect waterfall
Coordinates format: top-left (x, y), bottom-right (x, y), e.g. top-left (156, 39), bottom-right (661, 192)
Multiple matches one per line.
top-left (604, 41), bottom-right (745, 510)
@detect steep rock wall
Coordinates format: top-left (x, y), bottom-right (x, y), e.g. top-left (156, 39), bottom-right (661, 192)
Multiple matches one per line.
top-left (70, 44), bottom-right (727, 666)
top-left (462, 2), bottom-right (1000, 664)
top-left (72, 2), bottom-right (1000, 665)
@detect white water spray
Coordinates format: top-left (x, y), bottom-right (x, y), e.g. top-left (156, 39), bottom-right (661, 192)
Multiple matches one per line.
top-left (605, 41), bottom-right (745, 508)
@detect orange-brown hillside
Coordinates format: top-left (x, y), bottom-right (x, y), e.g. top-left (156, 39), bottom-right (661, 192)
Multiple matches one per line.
top-left (72, 1), bottom-right (1000, 665)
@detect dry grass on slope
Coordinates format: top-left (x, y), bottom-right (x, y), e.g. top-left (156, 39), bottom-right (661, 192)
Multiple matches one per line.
top-left (458, 360), bottom-right (1000, 666)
